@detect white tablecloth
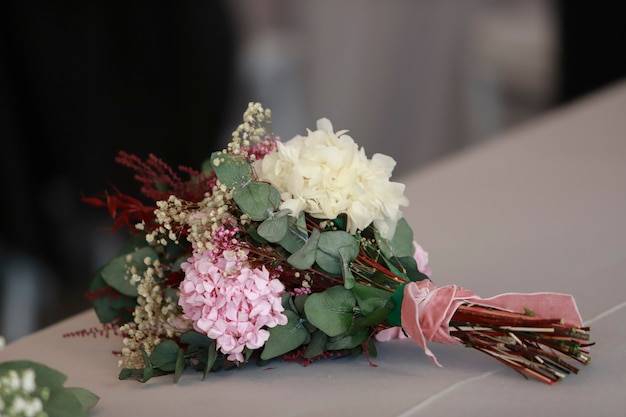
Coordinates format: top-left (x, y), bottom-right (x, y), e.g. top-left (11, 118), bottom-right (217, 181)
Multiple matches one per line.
top-left (3, 80), bottom-right (626, 416)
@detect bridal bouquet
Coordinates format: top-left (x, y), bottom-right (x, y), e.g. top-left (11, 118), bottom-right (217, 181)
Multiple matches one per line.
top-left (84, 103), bottom-right (592, 385)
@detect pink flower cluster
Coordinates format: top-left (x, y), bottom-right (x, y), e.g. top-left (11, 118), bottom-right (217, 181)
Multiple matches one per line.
top-left (178, 250), bottom-right (288, 363)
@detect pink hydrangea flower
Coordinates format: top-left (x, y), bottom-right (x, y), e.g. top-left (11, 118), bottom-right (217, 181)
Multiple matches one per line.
top-left (413, 241), bottom-right (431, 277)
top-left (178, 250), bottom-right (288, 363)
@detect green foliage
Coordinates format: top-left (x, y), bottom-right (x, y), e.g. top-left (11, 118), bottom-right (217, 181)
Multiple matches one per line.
top-left (304, 286), bottom-right (356, 337)
top-left (261, 311), bottom-right (309, 360)
top-left (209, 152), bottom-right (252, 189)
top-left (0, 360), bottom-right (99, 417)
top-left (287, 228), bottom-right (320, 270)
top-left (88, 273), bottom-right (136, 324)
top-left (257, 209), bottom-right (291, 242)
top-left (100, 246), bottom-right (158, 297)
top-left (315, 231), bottom-right (359, 276)
top-left (233, 181), bottom-right (281, 221)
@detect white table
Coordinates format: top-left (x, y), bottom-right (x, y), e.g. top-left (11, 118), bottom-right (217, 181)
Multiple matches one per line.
top-left (3, 79), bottom-right (626, 416)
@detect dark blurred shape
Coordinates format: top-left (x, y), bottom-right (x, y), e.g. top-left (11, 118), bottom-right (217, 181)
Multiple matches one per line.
top-left (556, 1), bottom-right (626, 103)
top-left (1, 1), bottom-right (237, 334)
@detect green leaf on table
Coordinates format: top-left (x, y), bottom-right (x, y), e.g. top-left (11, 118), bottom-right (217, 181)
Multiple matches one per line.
top-left (63, 387), bottom-right (100, 412)
top-left (209, 152), bottom-right (252, 189)
top-left (100, 246), bottom-right (159, 297)
top-left (150, 340), bottom-right (180, 372)
top-left (260, 310), bottom-right (309, 360)
top-left (315, 230), bottom-right (359, 276)
top-left (46, 389), bottom-right (91, 417)
top-left (287, 228), bottom-right (320, 270)
top-left (257, 209), bottom-right (291, 242)
top-left (303, 330), bottom-right (328, 358)
top-left (0, 360), bottom-right (66, 390)
top-left (233, 181), bottom-right (281, 221)
top-left (174, 348), bottom-right (185, 383)
top-left (203, 340), bottom-right (218, 380)
top-left (180, 330), bottom-right (213, 348)
top-left (0, 361), bottom-right (100, 417)
top-left (304, 286), bottom-right (356, 337)
top-left (326, 329), bottom-right (369, 351)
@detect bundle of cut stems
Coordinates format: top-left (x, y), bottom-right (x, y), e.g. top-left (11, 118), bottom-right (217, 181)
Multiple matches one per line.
top-left (449, 304), bottom-right (592, 385)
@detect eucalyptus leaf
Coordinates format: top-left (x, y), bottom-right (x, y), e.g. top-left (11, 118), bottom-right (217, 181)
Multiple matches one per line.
top-left (339, 246), bottom-right (357, 289)
top-left (260, 310), bottom-right (308, 360)
top-left (350, 303), bottom-right (393, 333)
top-left (287, 228), bottom-right (320, 270)
top-left (381, 255), bottom-right (409, 281)
top-left (89, 272), bottom-right (136, 324)
top-left (257, 209), bottom-right (291, 242)
top-left (351, 282), bottom-right (393, 316)
top-left (63, 387), bottom-right (100, 412)
top-left (293, 294), bottom-right (308, 317)
top-left (180, 331), bottom-right (214, 348)
top-left (316, 230), bottom-right (359, 275)
top-left (100, 246), bottom-right (158, 297)
top-left (142, 366), bottom-right (154, 382)
top-left (278, 211), bottom-right (308, 253)
top-left (304, 286), bottom-right (356, 337)
top-left (209, 151), bottom-right (252, 189)
top-left (174, 348), bottom-right (185, 383)
top-left (398, 255), bottom-right (429, 281)
top-left (303, 330), bottom-right (328, 358)
top-left (376, 217), bottom-right (415, 258)
top-left (203, 340), bottom-right (218, 379)
top-left (118, 368), bottom-right (135, 380)
top-left (46, 389), bottom-right (91, 417)
top-left (233, 181), bottom-right (281, 221)
top-left (150, 340), bottom-right (180, 372)
top-left (326, 329), bottom-right (369, 350)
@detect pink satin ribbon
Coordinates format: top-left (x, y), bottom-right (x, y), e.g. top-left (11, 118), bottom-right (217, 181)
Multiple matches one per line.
top-left (376, 279), bottom-right (583, 366)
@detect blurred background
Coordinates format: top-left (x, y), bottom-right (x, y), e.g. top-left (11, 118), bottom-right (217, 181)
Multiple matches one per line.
top-left (1, 0), bottom-right (624, 342)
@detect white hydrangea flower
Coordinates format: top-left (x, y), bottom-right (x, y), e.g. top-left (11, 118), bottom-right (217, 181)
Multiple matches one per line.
top-left (256, 118), bottom-right (408, 239)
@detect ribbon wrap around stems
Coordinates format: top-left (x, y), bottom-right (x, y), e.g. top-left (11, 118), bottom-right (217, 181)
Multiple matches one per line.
top-left (376, 279), bottom-right (584, 367)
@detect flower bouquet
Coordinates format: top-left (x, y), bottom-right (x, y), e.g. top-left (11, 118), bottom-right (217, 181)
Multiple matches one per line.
top-left (84, 103), bottom-right (592, 385)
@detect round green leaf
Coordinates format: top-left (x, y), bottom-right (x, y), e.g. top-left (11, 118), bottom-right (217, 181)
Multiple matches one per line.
top-left (260, 310), bottom-right (308, 360)
top-left (89, 273), bottom-right (136, 324)
top-left (316, 230), bottom-right (359, 275)
top-left (257, 209), bottom-right (290, 242)
top-left (150, 340), bottom-right (180, 372)
top-left (233, 181), bottom-right (281, 221)
top-left (326, 329), bottom-right (369, 350)
top-left (304, 286), bottom-right (356, 337)
top-left (100, 246), bottom-right (159, 297)
top-left (287, 228), bottom-right (320, 270)
top-left (46, 389), bottom-right (90, 417)
top-left (303, 330), bottom-right (328, 358)
top-left (63, 388), bottom-right (100, 412)
top-left (209, 152), bottom-right (252, 189)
